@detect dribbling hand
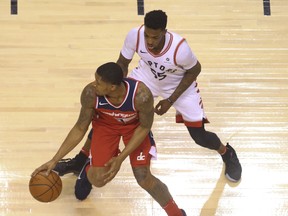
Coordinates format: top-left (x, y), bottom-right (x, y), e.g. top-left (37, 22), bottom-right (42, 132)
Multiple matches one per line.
top-left (31, 159), bottom-right (57, 177)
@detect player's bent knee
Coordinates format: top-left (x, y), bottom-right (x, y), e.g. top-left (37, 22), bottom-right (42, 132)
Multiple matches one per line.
top-left (133, 167), bottom-right (154, 189)
top-left (87, 167), bottom-right (107, 188)
top-left (136, 176), bottom-right (154, 189)
top-left (187, 126), bottom-right (221, 150)
top-left (187, 127), bottom-right (206, 144)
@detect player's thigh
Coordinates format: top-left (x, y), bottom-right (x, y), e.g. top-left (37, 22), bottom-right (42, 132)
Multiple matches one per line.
top-left (91, 124), bottom-right (121, 166)
top-left (123, 131), bottom-right (155, 167)
top-left (87, 166), bottom-right (109, 187)
top-left (174, 93), bottom-right (206, 123)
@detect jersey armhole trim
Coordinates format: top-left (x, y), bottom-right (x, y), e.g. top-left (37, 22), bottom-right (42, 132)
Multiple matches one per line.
top-left (173, 38), bottom-right (186, 67)
top-left (136, 25), bottom-right (144, 53)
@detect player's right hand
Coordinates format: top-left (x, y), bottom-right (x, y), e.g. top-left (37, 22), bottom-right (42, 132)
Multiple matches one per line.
top-left (155, 99), bottom-right (172, 115)
top-left (31, 159), bottom-right (57, 177)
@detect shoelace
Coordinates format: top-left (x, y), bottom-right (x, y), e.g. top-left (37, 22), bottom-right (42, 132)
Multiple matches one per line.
top-left (58, 158), bottom-right (73, 162)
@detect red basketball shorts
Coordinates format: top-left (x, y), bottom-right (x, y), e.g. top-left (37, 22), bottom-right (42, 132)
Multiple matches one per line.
top-left (90, 121), bottom-right (156, 167)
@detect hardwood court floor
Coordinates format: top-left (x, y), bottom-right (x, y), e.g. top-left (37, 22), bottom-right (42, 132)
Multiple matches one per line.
top-left (0, 0), bottom-right (287, 215)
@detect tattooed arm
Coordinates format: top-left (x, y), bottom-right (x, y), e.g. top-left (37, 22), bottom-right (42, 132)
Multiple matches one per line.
top-left (32, 83), bottom-right (96, 176)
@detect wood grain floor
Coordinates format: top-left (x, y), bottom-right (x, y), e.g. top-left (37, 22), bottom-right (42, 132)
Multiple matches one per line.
top-left (0, 0), bottom-right (288, 215)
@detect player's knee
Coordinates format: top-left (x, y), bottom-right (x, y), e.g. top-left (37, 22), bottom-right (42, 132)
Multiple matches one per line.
top-left (92, 179), bottom-right (106, 188)
top-left (187, 126), bottom-right (220, 150)
top-left (136, 176), bottom-right (154, 190)
top-left (187, 126), bottom-right (206, 145)
top-left (87, 168), bottom-right (107, 188)
top-left (133, 167), bottom-right (153, 190)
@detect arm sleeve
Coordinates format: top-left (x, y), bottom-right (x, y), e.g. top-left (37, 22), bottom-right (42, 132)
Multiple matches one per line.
top-left (175, 40), bottom-right (198, 70)
top-left (120, 28), bottom-right (139, 60)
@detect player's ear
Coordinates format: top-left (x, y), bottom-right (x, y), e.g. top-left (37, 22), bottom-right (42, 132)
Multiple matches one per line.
top-left (110, 84), bottom-right (117, 91)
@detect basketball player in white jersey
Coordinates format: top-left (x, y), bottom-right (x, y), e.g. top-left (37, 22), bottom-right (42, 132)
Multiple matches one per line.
top-left (54, 10), bottom-right (242, 199)
top-left (117, 10), bottom-right (241, 182)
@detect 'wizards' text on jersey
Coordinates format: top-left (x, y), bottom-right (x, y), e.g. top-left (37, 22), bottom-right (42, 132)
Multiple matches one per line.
top-left (93, 78), bottom-right (139, 125)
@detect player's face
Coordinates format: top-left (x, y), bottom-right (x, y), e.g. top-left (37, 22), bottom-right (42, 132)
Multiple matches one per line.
top-left (93, 73), bottom-right (113, 96)
top-left (144, 27), bottom-right (166, 52)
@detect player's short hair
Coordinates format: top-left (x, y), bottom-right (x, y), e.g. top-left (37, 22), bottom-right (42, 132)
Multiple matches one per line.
top-left (96, 62), bottom-right (123, 85)
top-left (144, 10), bottom-right (167, 30)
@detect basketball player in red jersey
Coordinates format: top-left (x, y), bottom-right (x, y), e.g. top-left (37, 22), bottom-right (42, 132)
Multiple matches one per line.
top-left (55, 9), bottom-right (241, 188)
top-left (32, 62), bottom-right (187, 216)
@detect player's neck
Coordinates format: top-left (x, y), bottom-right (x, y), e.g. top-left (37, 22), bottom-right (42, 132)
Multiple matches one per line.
top-left (106, 82), bottom-right (126, 105)
top-left (151, 35), bottom-right (166, 55)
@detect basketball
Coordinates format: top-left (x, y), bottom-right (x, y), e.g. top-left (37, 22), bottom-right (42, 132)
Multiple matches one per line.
top-left (29, 171), bottom-right (62, 202)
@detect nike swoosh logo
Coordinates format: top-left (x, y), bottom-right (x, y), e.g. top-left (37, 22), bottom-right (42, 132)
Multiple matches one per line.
top-left (140, 50), bottom-right (147, 54)
top-left (99, 102), bottom-right (109, 106)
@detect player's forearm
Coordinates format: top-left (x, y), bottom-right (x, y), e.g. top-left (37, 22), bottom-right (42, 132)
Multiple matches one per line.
top-left (169, 61), bottom-right (201, 103)
top-left (168, 74), bottom-right (195, 103)
top-left (52, 125), bottom-right (87, 163)
top-left (116, 53), bottom-right (132, 77)
top-left (118, 126), bottom-right (150, 162)
top-left (117, 63), bottom-right (128, 77)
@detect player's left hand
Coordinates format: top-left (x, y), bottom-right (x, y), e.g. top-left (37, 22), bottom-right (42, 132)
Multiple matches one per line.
top-left (155, 99), bottom-right (172, 115)
top-left (103, 157), bottom-right (121, 183)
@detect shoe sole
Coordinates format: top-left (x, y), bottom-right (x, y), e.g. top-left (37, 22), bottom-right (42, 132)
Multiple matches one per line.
top-left (55, 170), bottom-right (80, 176)
top-left (181, 209), bottom-right (187, 216)
top-left (225, 173), bottom-right (241, 182)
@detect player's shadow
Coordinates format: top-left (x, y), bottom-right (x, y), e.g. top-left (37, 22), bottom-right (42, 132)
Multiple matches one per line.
top-left (200, 165), bottom-right (241, 216)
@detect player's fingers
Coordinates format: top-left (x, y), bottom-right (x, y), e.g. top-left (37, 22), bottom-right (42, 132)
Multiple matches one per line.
top-left (31, 167), bottom-right (44, 177)
top-left (32, 162), bottom-right (53, 176)
top-left (155, 108), bottom-right (164, 115)
top-left (104, 157), bottom-right (114, 167)
top-left (103, 171), bottom-right (116, 183)
top-left (102, 165), bottom-right (112, 179)
top-left (31, 170), bottom-right (38, 177)
top-left (154, 106), bottom-right (162, 115)
top-left (104, 161), bottom-right (111, 167)
top-left (45, 168), bottom-right (52, 176)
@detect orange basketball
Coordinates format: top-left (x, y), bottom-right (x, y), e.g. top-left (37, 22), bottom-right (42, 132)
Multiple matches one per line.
top-left (29, 171), bottom-right (62, 202)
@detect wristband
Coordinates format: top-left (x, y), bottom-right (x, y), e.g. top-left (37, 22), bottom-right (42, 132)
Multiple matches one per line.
top-left (167, 98), bottom-right (174, 105)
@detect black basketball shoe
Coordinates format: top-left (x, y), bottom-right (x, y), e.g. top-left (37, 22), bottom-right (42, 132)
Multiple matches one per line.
top-left (74, 160), bottom-right (92, 200)
top-left (221, 143), bottom-right (242, 182)
top-left (53, 152), bottom-right (88, 176)
top-left (181, 209), bottom-right (187, 216)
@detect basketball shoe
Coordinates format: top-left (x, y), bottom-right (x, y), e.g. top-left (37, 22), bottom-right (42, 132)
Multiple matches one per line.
top-left (181, 209), bottom-right (187, 216)
top-left (221, 143), bottom-right (242, 182)
top-left (74, 160), bottom-right (92, 200)
top-left (53, 152), bottom-right (88, 176)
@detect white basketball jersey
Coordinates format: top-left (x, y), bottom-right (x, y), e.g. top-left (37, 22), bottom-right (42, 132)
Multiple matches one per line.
top-left (122, 25), bottom-right (198, 95)
top-left (121, 26), bottom-right (207, 124)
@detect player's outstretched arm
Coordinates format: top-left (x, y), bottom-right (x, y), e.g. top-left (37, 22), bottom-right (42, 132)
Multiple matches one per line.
top-left (32, 84), bottom-right (96, 176)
